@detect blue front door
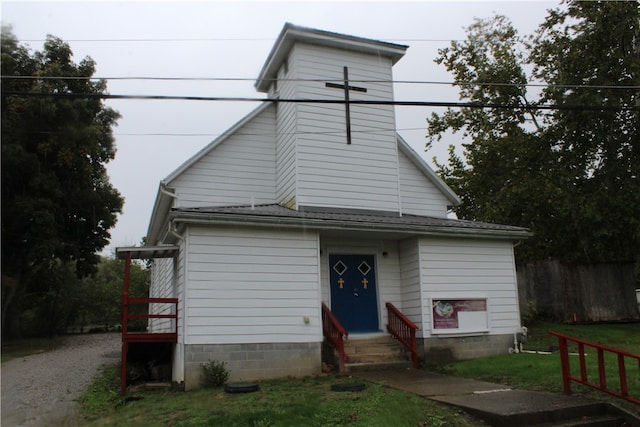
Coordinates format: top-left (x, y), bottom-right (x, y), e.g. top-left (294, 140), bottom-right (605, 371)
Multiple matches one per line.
top-left (329, 254), bottom-right (379, 333)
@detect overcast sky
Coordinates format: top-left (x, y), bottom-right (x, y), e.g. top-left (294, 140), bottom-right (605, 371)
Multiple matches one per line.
top-left (1, 0), bottom-right (559, 255)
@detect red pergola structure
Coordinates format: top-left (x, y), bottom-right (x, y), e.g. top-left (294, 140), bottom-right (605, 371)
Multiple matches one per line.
top-left (116, 246), bottom-right (180, 395)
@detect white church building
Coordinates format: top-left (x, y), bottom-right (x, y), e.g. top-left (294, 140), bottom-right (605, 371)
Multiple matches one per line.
top-left (121, 23), bottom-right (530, 390)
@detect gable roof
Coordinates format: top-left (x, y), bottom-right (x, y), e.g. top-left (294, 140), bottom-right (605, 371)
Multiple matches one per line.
top-left (146, 103), bottom-right (274, 243)
top-left (255, 23), bottom-right (408, 93)
top-left (146, 104), bottom-right (462, 243)
top-left (162, 102), bottom-right (273, 185)
top-left (396, 134), bottom-right (460, 207)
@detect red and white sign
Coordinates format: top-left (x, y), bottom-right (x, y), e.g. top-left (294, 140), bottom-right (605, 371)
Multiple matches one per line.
top-left (432, 299), bottom-right (487, 329)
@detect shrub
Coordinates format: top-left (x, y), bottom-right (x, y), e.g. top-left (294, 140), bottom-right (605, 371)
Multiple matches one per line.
top-left (520, 300), bottom-right (538, 325)
top-left (201, 359), bottom-right (229, 387)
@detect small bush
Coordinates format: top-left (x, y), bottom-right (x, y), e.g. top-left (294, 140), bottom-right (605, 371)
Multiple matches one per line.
top-left (201, 359), bottom-right (229, 387)
top-left (520, 300), bottom-right (538, 325)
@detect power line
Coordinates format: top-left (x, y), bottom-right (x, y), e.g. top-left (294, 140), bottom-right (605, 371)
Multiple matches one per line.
top-left (116, 126), bottom-right (427, 138)
top-left (28, 125), bottom-right (429, 139)
top-left (3, 92), bottom-right (638, 112)
top-left (19, 37), bottom-right (460, 43)
top-left (3, 75), bottom-right (639, 90)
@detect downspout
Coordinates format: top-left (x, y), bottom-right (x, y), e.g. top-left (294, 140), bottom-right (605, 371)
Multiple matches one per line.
top-left (168, 220), bottom-right (184, 242)
top-left (160, 182), bottom-right (177, 201)
top-left (159, 184), bottom-right (184, 385)
top-left (159, 183), bottom-right (180, 244)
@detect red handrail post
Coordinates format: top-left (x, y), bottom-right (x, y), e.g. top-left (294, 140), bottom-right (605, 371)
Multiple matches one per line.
top-left (410, 327), bottom-right (417, 368)
top-left (597, 348), bottom-right (606, 390)
top-left (578, 343), bottom-right (587, 382)
top-left (557, 334), bottom-right (572, 395)
top-left (618, 354), bottom-right (628, 398)
top-left (385, 302), bottom-right (419, 369)
top-left (121, 251), bottom-right (131, 395)
top-left (550, 330), bottom-right (640, 405)
top-left (321, 303), bottom-right (348, 373)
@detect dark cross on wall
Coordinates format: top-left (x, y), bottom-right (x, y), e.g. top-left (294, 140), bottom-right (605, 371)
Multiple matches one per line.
top-left (325, 66), bottom-right (367, 144)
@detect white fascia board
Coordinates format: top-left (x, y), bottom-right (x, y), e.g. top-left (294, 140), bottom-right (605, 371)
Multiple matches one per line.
top-left (255, 23), bottom-right (408, 93)
top-left (115, 245), bottom-right (179, 260)
top-left (396, 134), bottom-right (461, 206)
top-left (146, 182), bottom-right (176, 245)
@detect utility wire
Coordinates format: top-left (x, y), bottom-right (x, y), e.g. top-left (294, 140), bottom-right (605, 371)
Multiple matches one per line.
top-left (94, 126), bottom-right (428, 138)
top-left (3, 75), bottom-right (639, 90)
top-left (3, 92), bottom-right (638, 112)
top-left (19, 37), bottom-right (460, 43)
top-left (33, 125), bottom-right (414, 138)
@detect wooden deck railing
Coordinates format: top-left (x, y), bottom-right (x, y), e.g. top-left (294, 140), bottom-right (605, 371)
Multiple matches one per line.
top-left (321, 303), bottom-right (349, 373)
top-left (386, 302), bottom-right (419, 368)
top-left (122, 297), bottom-right (179, 341)
top-left (549, 330), bottom-right (640, 405)
top-left (120, 250), bottom-right (178, 395)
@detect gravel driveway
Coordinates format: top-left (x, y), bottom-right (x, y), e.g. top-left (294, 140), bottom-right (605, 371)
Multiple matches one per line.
top-left (1, 333), bottom-right (120, 426)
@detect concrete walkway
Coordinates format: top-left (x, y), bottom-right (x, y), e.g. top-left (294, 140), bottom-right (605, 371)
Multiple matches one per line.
top-left (354, 369), bottom-right (637, 426)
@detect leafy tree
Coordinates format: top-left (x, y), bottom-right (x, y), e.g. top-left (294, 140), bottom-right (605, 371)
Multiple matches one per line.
top-left (529, 1), bottom-right (640, 262)
top-left (75, 256), bottom-right (150, 333)
top-left (1, 27), bottom-right (124, 337)
top-left (428, 1), bottom-right (640, 263)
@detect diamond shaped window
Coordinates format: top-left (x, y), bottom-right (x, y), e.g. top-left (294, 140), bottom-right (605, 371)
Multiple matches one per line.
top-left (358, 261), bottom-right (371, 275)
top-left (333, 260), bottom-right (347, 275)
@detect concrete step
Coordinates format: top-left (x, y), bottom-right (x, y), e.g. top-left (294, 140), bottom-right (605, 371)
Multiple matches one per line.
top-left (532, 414), bottom-right (627, 427)
top-left (345, 360), bottom-right (413, 373)
top-left (473, 399), bottom-right (626, 427)
top-left (343, 335), bottom-right (403, 355)
top-left (341, 334), bottom-right (412, 371)
top-left (347, 351), bottom-right (408, 364)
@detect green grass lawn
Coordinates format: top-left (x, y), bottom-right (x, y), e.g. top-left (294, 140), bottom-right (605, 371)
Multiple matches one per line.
top-left (438, 321), bottom-right (640, 414)
top-left (79, 366), bottom-right (482, 427)
top-left (19, 322), bottom-right (638, 425)
top-left (79, 321), bottom-right (639, 425)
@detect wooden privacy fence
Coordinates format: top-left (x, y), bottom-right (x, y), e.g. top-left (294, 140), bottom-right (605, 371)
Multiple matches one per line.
top-left (517, 260), bottom-right (639, 323)
top-left (549, 331), bottom-right (640, 405)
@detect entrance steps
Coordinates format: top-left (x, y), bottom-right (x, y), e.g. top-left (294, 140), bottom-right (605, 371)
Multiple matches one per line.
top-left (342, 334), bottom-right (412, 372)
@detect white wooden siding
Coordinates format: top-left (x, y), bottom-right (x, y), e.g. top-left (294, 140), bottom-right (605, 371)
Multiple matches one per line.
top-left (398, 150), bottom-right (450, 217)
top-left (173, 241), bottom-right (186, 382)
top-left (169, 105), bottom-right (277, 208)
top-left (184, 226), bottom-right (321, 344)
top-left (149, 256), bottom-right (174, 333)
top-left (419, 238), bottom-right (520, 336)
top-left (398, 237), bottom-right (424, 337)
top-left (276, 61), bottom-right (298, 207)
top-left (289, 43), bottom-right (401, 212)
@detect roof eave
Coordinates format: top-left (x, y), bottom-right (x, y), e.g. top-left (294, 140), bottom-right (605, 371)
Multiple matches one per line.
top-left (146, 182), bottom-right (176, 245)
top-left (255, 23), bottom-right (408, 93)
top-left (115, 245), bottom-right (180, 260)
top-left (168, 210), bottom-right (532, 240)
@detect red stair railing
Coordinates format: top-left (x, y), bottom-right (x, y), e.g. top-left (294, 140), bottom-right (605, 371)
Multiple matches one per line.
top-left (549, 330), bottom-right (640, 405)
top-left (386, 302), bottom-right (419, 368)
top-left (120, 250), bottom-right (178, 395)
top-left (321, 303), bottom-right (348, 373)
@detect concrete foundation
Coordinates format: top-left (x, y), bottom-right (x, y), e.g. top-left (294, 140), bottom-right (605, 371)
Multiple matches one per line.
top-left (421, 334), bottom-right (513, 364)
top-left (184, 341), bottom-right (321, 390)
